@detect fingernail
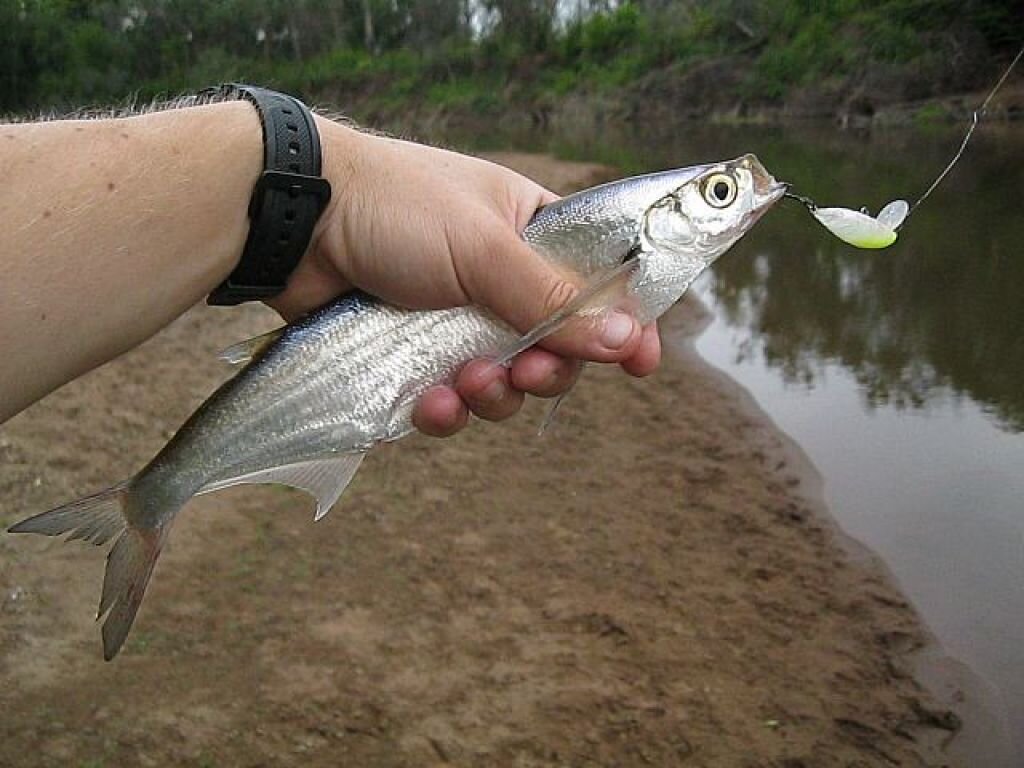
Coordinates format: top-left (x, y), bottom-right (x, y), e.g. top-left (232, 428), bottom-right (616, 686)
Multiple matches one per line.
top-left (601, 312), bottom-right (636, 350)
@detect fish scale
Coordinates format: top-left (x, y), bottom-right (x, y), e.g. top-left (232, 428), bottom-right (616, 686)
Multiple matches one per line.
top-left (8, 154), bottom-right (786, 659)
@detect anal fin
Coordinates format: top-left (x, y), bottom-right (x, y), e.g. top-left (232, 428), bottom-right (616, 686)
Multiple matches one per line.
top-left (199, 454), bottom-right (366, 521)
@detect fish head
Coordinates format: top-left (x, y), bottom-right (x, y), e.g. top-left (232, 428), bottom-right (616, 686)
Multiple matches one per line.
top-left (641, 153), bottom-right (786, 266)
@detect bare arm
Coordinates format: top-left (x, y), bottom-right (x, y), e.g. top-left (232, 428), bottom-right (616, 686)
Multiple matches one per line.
top-left (0, 102), bottom-right (262, 420)
top-left (0, 100), bottom-right (659, 428)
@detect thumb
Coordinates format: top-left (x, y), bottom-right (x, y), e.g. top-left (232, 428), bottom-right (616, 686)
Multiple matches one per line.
top-left (457, 230), bottom-right (643, 363)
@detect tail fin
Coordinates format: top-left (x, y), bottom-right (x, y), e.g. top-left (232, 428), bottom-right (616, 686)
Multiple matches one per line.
top-left (8, 483), bottom-right (168, 661)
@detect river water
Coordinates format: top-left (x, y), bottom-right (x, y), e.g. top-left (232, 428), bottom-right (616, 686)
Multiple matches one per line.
top-left (454, 119), bottom-right (1024, 762)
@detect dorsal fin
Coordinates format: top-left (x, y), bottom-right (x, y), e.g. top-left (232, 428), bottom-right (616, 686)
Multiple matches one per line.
top-left (218, 327), bottom-right (285, 366)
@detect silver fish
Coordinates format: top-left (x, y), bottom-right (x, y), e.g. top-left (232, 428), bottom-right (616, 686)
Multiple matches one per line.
top-left (9, 154), bottom-right (785, 659)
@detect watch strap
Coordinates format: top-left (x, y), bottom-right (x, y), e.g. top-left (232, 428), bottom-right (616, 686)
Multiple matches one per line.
top-left (208, 84), bottom-right (332, 306)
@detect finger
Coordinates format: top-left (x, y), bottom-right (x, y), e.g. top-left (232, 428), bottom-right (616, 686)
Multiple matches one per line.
top-left (540, 307), bottom-right (643, 364)
top-left (508, 348), bottom-right (581, 398)
top-left (455, 359), bottom-right (525, 422)
top-left (620, 323), bottom-right (662, 378)
top-left (412, 385), bottom-right (469, 438)
top-left (455, 232), bottom-right (642, 364)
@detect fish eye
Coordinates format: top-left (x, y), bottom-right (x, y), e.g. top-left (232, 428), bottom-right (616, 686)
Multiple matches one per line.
top-left (702, 173), bottom-right (737, 208)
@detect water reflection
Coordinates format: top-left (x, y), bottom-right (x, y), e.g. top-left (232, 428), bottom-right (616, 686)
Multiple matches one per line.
top-left (707, 136), bottom-right (1024, 431)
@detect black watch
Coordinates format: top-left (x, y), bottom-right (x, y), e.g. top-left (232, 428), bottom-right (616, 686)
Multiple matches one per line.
top-left (207, 84), bottom-right (332, 306)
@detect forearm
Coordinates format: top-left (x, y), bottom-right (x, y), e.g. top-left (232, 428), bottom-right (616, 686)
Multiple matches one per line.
top-left (0, 102), bottom-right (263, 421)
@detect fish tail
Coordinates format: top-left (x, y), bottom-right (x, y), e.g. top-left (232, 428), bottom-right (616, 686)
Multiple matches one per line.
top-left (8, 481), bottom-right (172, 661)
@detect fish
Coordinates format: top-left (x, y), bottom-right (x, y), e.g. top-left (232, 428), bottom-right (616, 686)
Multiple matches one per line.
top-left (8, 153), bottom-right (786, 660)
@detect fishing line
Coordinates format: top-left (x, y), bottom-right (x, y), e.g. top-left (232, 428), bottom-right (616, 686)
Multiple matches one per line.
top-left (783, 190), bottom-right (817, 211)
top-left (905, 45), bottom-right (1023, 224)
top-left (784, 44), bottom-right (1023, 248)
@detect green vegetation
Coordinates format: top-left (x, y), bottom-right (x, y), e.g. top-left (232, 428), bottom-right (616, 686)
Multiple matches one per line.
top-left (2, 1), bottom-right (1020, 118)
top-left (913, 102), bottom-right (949, 123)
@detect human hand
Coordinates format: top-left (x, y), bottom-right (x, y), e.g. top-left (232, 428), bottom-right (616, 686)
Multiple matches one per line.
top-left (268, 119), bottom-right (661, 436)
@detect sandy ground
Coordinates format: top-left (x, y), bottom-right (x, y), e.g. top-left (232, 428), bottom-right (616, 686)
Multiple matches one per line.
top-left (0, 153), bottom-right (962, 767)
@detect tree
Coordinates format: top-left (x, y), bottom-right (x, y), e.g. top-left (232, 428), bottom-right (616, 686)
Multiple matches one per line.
top-left (482, 0), bottom-right (559, 52)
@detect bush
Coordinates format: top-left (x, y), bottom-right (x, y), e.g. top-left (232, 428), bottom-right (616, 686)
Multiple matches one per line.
top-left (579, 5), bottom-right (641, 62)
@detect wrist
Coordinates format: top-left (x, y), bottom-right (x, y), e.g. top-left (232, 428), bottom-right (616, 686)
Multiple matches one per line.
top-left (207, 86), bottom-right (332, 305)
top-left (308, 115), bottom-right (362, 264)
top-left (259, 114), bottom-right (364, 319)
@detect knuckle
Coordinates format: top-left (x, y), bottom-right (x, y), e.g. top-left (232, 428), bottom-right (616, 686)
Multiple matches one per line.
top-left (469, 390), bottom-right (522, 423)
top-left (541, 363), bottom-right (580, 397)
top-left (541, 278), bottom-right (578, 318)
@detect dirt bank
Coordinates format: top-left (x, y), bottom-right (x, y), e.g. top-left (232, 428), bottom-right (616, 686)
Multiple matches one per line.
top-left (0, 153), bottom-right (960, 767)
top-left (348, 54), bottom-right (1023, 137)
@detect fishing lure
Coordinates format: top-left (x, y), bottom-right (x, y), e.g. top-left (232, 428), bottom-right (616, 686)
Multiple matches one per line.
top-left (789, 46), bottom-right (1023, 249)
top-left (799, 198), bottom-right (909, 250)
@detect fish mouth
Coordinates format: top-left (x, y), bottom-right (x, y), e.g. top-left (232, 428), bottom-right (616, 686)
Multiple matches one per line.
top-left (747, 156), bottom-right (787, 204)
top-left (761, 180), bottom-right (789, 207)
top-left (732, 154), bottom-right (787, 227)
top-left (742, 184), bottom-right (786, 232)
top-left (746, 183), bottom-right (787, 232)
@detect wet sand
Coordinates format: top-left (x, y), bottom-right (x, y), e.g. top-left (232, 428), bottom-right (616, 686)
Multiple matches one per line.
top-left (0, 153), bottom-right (961, 766)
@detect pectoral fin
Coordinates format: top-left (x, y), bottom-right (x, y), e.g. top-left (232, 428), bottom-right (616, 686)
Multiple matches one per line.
top-left (538, 389), bottom-right (571, 436)
top-left (495, 256), bottom-right (642, 435)
top-left (536, 361), bottom-right (588, 436)
top-left (198, 454), bottom-right (366, 521)
top-left (495, 256), bottom-right (644, 365)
